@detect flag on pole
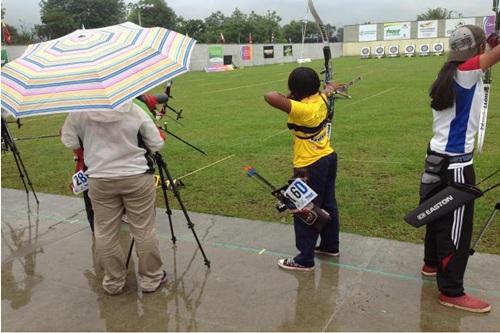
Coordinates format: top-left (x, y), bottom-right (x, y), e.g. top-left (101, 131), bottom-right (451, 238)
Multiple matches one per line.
top-left (248, 32), bottom-right (253, 44)
top-left (220, 32), bottom-right (225, 43)
top-left (2, 23), bottom-right (13, 45)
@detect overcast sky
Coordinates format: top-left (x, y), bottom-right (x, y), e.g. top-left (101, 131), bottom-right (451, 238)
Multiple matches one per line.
top-left (2, 0), bottom-right (495, 29)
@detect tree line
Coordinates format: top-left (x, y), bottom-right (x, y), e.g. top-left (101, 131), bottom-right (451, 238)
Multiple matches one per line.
top-left (2, 0), bottom-right (461, 45)
top-left (2, 0), bottom-right (339, 45)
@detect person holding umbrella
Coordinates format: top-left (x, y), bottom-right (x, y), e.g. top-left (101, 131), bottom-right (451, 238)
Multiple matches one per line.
top-left (61, 101), bottom-right (167, 295)
top-left (1, 22), bottom-right (197, 294)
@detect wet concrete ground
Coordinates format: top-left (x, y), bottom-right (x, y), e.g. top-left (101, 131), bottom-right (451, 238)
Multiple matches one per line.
top-left (2, 188), bottom-right (500, 331)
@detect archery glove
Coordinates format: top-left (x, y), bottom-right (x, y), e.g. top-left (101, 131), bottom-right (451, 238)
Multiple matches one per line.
top-left (487, 32), bottom-right (500, 49)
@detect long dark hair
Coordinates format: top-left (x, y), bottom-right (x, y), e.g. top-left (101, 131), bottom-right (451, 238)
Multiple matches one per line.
top-left (288, 67), bottom-right (320, 101)
top-left (429, 61), bottom-right (462, 111)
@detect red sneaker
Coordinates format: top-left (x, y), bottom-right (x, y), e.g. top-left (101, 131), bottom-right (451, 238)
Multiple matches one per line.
top-left (421, 264), bottom-right (437, 277)
top-left (439, 293), bottom-right (491, 313)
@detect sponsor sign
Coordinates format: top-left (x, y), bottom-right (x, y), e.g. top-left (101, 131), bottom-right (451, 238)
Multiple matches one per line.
top-left (445, 18), bottom-right (476, 36)
top-left (263, 45), bottom-right (274, 59)
top-left (1, 49), bottom-right (8, 66)
top-left (241, 45), bottom-right (252, 61)
top-left (384, 22), bottom-right (411, 40)
top-left (359, 24), bottom-right (377, 41)
top-left (283, 45), bottom-right (293, 57)
top-left (417, 20), bottom-right (438, 38)
top-left (208, 45), bottom-right (223, 64)
top-left (484, 15), bottom-right (496, 35)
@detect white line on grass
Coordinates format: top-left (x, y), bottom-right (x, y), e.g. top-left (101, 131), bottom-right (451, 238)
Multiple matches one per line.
top-left (262, 129), bottom-right (289, 141)
top-left (342, 87), bottom-right (397, 108)
top-left (201, 79), bottom-right (286, 94)
top-left (177, 154), bottom-right (235, 180)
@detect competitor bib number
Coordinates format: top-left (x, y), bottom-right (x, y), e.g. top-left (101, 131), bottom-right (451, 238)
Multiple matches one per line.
top-left (72, 170), bottom-right (89, 194)
top-left (283, 178), bottom-right (317, 210)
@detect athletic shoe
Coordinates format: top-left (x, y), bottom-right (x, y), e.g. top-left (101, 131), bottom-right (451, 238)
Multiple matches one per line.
top-left (421, 264), bottom-right (438, 277)
top-left (142, 270), bottom-right (168, 293)
top-left (278, 258), bottom-right (314, 272)
top-left (314, 247), bottom-right (340, 257)
top-left (438, 293), bottom-right (491, 313)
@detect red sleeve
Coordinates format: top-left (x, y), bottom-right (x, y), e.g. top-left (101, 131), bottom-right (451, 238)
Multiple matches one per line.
top-left (458, 55), bottom-right (481, 71)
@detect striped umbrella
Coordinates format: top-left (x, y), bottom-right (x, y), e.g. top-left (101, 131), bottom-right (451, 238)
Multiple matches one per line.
top-left (1, 22), bottom-right (196, 118)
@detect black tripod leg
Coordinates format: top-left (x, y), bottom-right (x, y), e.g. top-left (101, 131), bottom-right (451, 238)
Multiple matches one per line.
top-left (157, 165), bottom-right (177, 243)
top-left (10, 142), bottom-right (40, 204)
top-left (2, 120), bottom-right (40, 204)
top-left (156, 153), bottom-right (210, 267)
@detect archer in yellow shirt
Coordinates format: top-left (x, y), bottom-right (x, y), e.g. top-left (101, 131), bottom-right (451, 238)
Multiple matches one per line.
top-left (264, 67), bottom-right (342, 272)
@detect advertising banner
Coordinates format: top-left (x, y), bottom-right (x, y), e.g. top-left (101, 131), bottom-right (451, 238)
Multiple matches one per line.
top-left (1, 49), bottom-right (9, 66)
top-left (283, 45), bottom-right (293, 57)
top-left (359, 24), bottom-right (377, 41)
top-left (417, 20), bottom-right (438, 38)
top-left (208, 45), bottom-right (223, 65)
top-left (484, 16), bottom-right (496, 35)
top-left (241, 45), bottom-right (252, 61)
top-left (263, 45), bottom-right (274, 58)
top-left (384, 22), bottom-right (411, 40)
top-left (445, 18), bottom-right (476, 36)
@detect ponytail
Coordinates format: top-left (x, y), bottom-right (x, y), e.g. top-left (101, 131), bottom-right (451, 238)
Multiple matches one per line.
top-left (429, 61), bottom-right (461, 111)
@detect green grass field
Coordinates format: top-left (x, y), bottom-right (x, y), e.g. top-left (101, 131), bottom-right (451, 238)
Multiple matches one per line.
top-left (2, 55), bottom-right (499, 254)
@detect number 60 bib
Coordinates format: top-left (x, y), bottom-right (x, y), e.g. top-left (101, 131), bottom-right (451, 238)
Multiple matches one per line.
top-left (283, 178), bottom-right (317, 210)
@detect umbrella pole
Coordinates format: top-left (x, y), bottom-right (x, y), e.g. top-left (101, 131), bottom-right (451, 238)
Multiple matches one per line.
top-left (1, 119), bottom-right (40, 204)
top-left (154, 152), bottom-right (211, 268)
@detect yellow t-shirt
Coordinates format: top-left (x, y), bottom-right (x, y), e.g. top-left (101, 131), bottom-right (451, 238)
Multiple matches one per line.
top-left (288, 93), bottom-right (334, 168)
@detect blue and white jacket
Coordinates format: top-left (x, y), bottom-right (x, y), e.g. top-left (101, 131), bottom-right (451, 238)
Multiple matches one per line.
top-left (430, 55), bottom-right (483, 166)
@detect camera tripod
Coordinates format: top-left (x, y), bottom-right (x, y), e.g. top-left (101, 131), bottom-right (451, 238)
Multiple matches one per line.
top-left (126, 152), bottom-right (211, 268)
top-left (1, 118), bottom-right (40, 204)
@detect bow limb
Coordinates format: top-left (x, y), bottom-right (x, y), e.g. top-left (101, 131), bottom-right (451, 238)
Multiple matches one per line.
top-left (308, 0), bottom-right (335, 135)
top-left (478, 1), bottom-right (500, 154)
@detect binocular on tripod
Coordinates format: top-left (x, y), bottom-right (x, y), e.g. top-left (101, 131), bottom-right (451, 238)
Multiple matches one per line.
top-left (137, 81), bottom-right (183, 121)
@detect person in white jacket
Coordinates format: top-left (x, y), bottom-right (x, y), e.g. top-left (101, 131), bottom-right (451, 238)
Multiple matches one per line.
top-left (61, 101), bottom-right (167, 295)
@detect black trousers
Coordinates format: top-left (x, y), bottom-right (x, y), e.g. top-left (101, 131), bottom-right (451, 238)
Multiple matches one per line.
top-left (293, 152), bottom-right (340, 267)
top-left (424, 164), bottom-right (475, 297)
